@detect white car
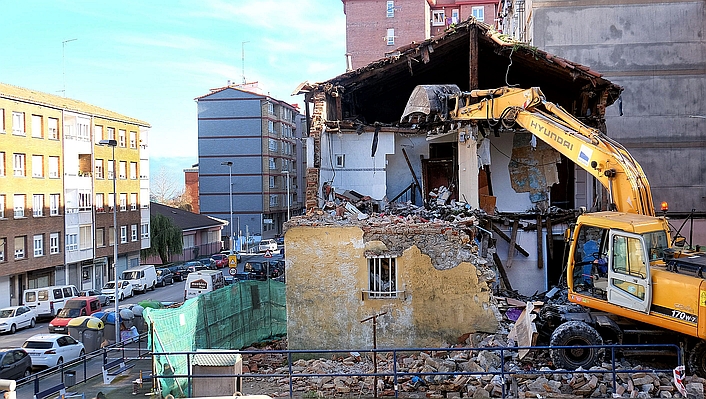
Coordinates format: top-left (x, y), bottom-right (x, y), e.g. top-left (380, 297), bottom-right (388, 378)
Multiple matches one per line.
top-left (102, 280), bottom-right (134, 301)
top-left (258, 239), bottom-right (278, 253)
top-left (0, 306), bottom-right (37, 334)
top-left (22, 334), bottom-right (85, 368)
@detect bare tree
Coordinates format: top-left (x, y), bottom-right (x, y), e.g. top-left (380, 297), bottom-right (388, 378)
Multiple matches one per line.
top-left (151, 167), bottom-right (183, 205)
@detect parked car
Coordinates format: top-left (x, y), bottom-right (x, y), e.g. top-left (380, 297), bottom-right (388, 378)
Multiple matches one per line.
top-left (120, 265), bottom-right (157, 293)
top-left (258, 239), bottom-right (278, 253)
top-left (22, 334), bottom-right (85, 368)
top-left (0, 348), bottom-right (32, 379)
top-left (156, 268), bottom-right (174, 287)
top-left (48, 297), bottom-right (102, 334)
top-left (210, 254), bottom-right (228, 268)
top-left (23, 285), bottom-right (80, 319)
top-left (243, 254), bottom-right (284, 281)
top-left (185, 261), bottom-right (209, 273)
top-left (101, 280), bottom-right (134, 302)
top-left (196, 257), bottom-right (218, 270)
top-left (167, 263), bottom-right (189, 282)
top-left (275, 236), bottom-right (285, 245)
top-left (79, 289), bottom-right (110, 306)
top-left (0, 306), bottom-right (37, 334)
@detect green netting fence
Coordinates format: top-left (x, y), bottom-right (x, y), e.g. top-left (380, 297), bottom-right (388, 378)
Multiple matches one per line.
top-left (143, 280), bottom-right (286, 397)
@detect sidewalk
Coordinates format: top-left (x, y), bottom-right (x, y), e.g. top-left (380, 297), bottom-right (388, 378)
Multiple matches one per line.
top-left (66, 358), bottom-right (156, 399)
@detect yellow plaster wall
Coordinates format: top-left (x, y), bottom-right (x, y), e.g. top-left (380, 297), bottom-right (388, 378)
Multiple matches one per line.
top-left (285, 225), bottom-right (498, 350)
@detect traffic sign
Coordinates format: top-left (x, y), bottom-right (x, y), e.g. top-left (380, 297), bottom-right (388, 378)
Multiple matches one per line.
top-left (228, 255), bottom-right (238, 266)
top-left (229, 267), bottom-right (238, 276)
top-left (264, 250), bottom-right (272, 258)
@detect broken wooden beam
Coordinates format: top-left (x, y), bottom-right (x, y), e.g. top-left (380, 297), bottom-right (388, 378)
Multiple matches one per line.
top-left (537, 214), bottom-right (543, 269)
top-left (492, 251), bottom-right (513, 292)
top-left (507, 219), bottom-right (519, 268)
top-left (491, 223), bottom-right (530, 257)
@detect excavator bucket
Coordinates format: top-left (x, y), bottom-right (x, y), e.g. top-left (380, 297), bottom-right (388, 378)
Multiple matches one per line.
top-left (401, 84), bottom-right (461, 124)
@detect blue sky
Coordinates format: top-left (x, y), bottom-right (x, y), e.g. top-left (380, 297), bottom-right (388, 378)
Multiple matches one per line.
top-left (0, 0), bottom-right (346, 188)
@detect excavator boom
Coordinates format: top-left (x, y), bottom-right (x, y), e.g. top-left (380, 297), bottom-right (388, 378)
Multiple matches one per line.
top-left (401, 85), bottom-right (654, 216)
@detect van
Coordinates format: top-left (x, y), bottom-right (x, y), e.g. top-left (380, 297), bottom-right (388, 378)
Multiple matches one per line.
top-left (48, 296), bottom-right (102, 333)
top-left (120, 265), bottom-right (158, 294)
top-left (23, 285), bottom-right (80, 319)
top-left (184, 270), bottom-right (226, 300)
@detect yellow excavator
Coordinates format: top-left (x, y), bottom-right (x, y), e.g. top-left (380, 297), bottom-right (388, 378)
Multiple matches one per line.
top-left (401, 85), bottom-right (706, 375)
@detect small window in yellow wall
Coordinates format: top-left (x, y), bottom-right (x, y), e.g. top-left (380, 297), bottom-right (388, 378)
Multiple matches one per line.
top-left (368, 257), bottom-right (397, 298)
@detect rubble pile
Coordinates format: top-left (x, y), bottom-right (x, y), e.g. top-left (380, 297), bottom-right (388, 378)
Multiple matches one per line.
top-left (240, 338), bottom-right (704, 398)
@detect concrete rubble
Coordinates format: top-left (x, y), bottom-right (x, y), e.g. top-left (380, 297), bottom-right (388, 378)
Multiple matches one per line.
top-left (240, 338), bottom-right (703, 398)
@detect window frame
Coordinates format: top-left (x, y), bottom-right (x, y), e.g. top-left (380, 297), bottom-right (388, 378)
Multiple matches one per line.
top-left (432, 10), bottom-right (446, 26)
top-left (49, 233), bottom-right (60, 254)
top-left (33, 194), bottom-right (44, 217)
top-left (13, 153), bottom-right (25, 177)
top-left (50, 194), bottom-right (60, 216)
top-left (12, 112), bottom-right (25, 135)
top-left (471, 6), bottom-right (484, 22)
top-left (48, 156), bottom-right (59, 178)
top-left (13, 194), bottom-right (25, 218)
top-left (32, 155), bottom-right (44, 178)
top-left (367, 257), bottom-right (399, 299)
top-left (33, 234), bottom-right (44, 257)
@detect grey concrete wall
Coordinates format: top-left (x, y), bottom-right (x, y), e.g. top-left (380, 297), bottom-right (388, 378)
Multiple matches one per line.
top-left (532, 0), bottom-right (706, 214)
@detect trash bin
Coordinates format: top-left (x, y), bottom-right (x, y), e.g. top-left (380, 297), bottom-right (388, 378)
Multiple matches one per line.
top-left (68, 316), bottom-right (105, 353)
top-left (64, 370), bottom-right (76, 386)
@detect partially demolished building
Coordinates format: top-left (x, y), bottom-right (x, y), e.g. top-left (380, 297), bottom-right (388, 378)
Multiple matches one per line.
top-left (285, 18), bottom-right (622, 349)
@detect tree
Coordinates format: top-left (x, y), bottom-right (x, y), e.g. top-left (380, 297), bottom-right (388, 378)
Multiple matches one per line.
top-left (141, 213), bottom-right (183, 264)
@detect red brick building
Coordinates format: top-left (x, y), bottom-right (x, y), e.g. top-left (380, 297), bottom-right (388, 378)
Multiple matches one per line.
top-left (342, 0), bottom-right (500, 69)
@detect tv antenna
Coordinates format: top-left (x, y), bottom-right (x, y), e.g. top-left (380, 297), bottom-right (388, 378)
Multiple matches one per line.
top-left (61, 38), bottom-right (78, 97)
top-left (241, 41), bottom-right (249, 84)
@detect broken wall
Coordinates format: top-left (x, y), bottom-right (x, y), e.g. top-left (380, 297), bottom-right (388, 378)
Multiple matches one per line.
top-left (285, 220), bottom-right (499, 350)
top-left (385, 135), bottom-right (429, 206)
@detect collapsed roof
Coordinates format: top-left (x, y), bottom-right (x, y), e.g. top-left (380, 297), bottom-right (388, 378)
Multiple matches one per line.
top-left (301, 17), bottom-right (622, 131)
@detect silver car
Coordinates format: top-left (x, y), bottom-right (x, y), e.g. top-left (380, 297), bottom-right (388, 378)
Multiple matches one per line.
top-left (0, 306), bottom-right (37, 334)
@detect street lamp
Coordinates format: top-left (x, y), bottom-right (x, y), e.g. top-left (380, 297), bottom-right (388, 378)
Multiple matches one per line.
top-left (221, 162), bottom-right (234, 254)
top-left (283, 170), bottom-right (290, 220)
top-left (99, 139), bottom-right (119, 344)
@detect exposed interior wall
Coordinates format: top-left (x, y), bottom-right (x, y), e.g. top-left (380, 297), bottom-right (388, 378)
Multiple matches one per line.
top-left (285, 223), bottom-right (499, 350)
top-left (488, 133), bottom-right (535, 212)
top-left (319, 130), bottom-right (395, 201)
top-left (385, 135), bottom-right (429, 206)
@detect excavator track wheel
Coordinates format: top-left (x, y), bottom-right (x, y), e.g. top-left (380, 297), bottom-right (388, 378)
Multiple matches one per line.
top-left (549, 321), bottom-right (604, 370)
top-left (688, 341), bottom-right (706, 378)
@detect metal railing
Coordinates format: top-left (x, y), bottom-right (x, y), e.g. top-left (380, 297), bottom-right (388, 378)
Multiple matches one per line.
top-left (151, 342), bottom-right (681, 398)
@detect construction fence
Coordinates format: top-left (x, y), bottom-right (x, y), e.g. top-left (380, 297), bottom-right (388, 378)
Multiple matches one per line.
top-left (143, 280), bottom-right (286, 397)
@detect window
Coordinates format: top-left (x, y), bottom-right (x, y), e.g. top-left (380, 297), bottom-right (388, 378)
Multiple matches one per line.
top-left (368, 257), bottom-right (398, 298)
top-left (66, 233), bottom-right (78, 251)
top-left (48, 156), bottom-right (59, 178)
top-left (13, 153), bottom-right (25, 176)
top-left (432, 10), bottom-right (446, 26)
top-left (0, 109), bottom-right (4, 132)
top-left (119, 193), bottom-right (127, 211)
top-left (131, 224), bottom-right (138, 241)
top-left (92, 159), bottom-right (102, 179)
top-left (386, 28), bottom-right (395, 45)
top-left (269, 194), bottom-right (279, 206)
top-left (14, 236), bottom-right (26, 259)
top-left (183, 234), bottom-right (194, 248)
top-left (107, 127), bottom-right (115, 140)
top-left (48, 118), bottom-right (58, 139)
top-left (0, 238), bottom-right (5, 261)
top-left (269, 158), bottom-right (276, 170)
top-left (92, 193), bottom-right (103, 212)
top-left (33, 235), bottom-right (44, 257)
top-left (471, 6), bottom-right (484, 22)
top-left (268, 120), bottom-right (275, 133)
top-left (94, 125), bottom-right (103, 143)
top-left (141, 224), bottom-right (149, 239)
top-left (32, 155), bottom-right (44, 177)
top-left (50, 194), bottom-right (60, 216)
top-left (0, 195), bottom-right (4, 218)
top-left (96, 228), bottom-right (104, 247)
top-left (13, 194), bottom-right (25, 218)
top-left (0, 152), bottom-right (4, 176)
top-left (267, 101), bottom-right (274, 115)
top-left (49, 233), bottom-right (59, 254)
top-left (130, 162), bottom-right (137, 179)
top-left (78, 191), bottom-right (91, 211)
top-left (108, 193), bottom-right (115, 211)
top-left (12, 112), bottom-right (25, 135)
top-left (451, 8), bottom-right (459, 24)
top-left (119, 161), bottom-right (126, 179)
top-left (335, 154), bottom-right (345, 168)
top-left (107, 160), bottom-right (114, 179)
top-left (33, 194), bottom-right (44, 217)
top-left (269, 176), bottom-right (276, 188)
top-left (130, 193), bottom-right (137, 210)
top-left (120, 226), bottom-right (127, 243)
top-left (386, 0), bottom-right (394, 17)
top-left (118, 129), bottom-right (126, 147)
top-left (77, 121), bottom-right (89, 141)
top-left (108, 227), bottom-right (115, 246)
top-left (79, 226), bottom-right (92, 250)
top-left (129, 131), bottom-right (137, 148)
top-left (31, 115), bottom-right (43, 138)
top-left (269, 138), bottom-right (278, 151)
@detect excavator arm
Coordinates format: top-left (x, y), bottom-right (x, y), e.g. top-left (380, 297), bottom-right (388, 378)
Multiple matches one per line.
top-left (401, 85), bottom-right (655, 216)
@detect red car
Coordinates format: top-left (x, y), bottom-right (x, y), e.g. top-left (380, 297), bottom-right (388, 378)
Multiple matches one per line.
top-left (210, 254), bottom-right (228, 268)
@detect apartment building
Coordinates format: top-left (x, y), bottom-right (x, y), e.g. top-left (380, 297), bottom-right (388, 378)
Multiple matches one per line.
top-left (195, 83), bottom-right (304, 247)
top-left (342, 0), bottom-right (499, 69)
top-left (0, 82), bottom-right (150, 307)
